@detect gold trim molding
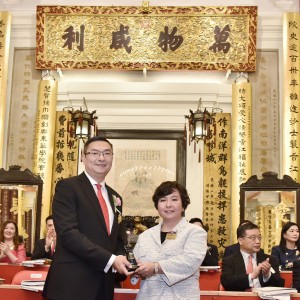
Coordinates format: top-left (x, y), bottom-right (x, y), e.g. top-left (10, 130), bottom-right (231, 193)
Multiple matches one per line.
top-left (36, 6), bottom-right (257, 71)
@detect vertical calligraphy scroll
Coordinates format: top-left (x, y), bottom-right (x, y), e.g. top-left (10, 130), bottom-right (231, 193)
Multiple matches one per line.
top-left (203, 113), bottom-right (231, 258)
top-left (51, 111), bottom-right (79, 203)
top-left (283, 13), bottom-right (300, 182)
top-left (33, 78), bottom-right (58, 235)
top-left (231, 82), bottom-right (252, 242)
top-left (249, 50), bottom-right (280, 175)
top-left (0, 12), bottom-right (11, 167)
top-left (7, 49), bottom-right (41, 169)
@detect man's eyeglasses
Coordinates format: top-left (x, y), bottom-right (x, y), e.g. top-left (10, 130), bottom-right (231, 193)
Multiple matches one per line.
top-left (243, 235), bottom-right (263, 241)
top-left (85, 151), bottom-right (113, 158)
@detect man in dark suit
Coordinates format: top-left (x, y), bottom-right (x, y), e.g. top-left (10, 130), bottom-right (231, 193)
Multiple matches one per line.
top-left (32, 215), bottom-right (56, 260)
top-left (43, 137), bottom-right (133, 300)
top-left (189, 217), bottom-right (219, 266)
top-left (221, 222), bottom-right (284, 291)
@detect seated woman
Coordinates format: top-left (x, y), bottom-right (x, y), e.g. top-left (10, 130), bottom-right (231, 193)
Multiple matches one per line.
top-left (189, 217), bottom-right (219, 266)
top-left (271, 221), bottom-right (300, 270)
top-left (0, 220), bottom-right (26, 263)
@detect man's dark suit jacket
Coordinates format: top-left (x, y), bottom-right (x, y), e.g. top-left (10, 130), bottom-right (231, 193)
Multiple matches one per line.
top-left (43, 173), bottom-right (126, 300)
top-left (31, 238), bottom-right (53, 260)
top-left (202, 243), bottom-right (219, 266)
top-left (221, 251), bottom-right (285, 291)
top-left (223, 243), bottom-right (240, 257)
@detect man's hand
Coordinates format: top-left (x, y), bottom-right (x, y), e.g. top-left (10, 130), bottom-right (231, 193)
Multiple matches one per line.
top-left (250, 257), bottom-right (272, 279)
top-left (113, 255), bottom-right (134, 276)
top-left (259, 257), bottom-right (272, 277)
top-left (45, 229), bottom-right (55, 247)
top-left (250, 265), bottom-right (260, 279)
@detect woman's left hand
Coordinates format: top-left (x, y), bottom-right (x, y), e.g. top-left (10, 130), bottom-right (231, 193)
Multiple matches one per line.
top-left (135, 262), bottom-right (155, 278)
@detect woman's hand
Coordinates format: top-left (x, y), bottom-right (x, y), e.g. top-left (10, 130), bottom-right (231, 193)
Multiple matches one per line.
top-left (135, 261), bottom-right (156, 278)
top-left (0, 242), bottom-right (10, 255)
top-left (285, 262), bottom-right (293, 269)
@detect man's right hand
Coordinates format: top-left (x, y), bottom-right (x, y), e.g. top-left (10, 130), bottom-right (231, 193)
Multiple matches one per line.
top-left (45, 229), bottom-right (54, 248)
top-left (250, 264), bottom-right (262, 279)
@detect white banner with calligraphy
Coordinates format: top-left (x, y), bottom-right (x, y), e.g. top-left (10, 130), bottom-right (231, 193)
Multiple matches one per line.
top-left (231, 82), bottom-right (252, 242)
top-left (249, 50), bottom-right (280, 176)
top-left (283, 13), bottom-right (300, 182)
top-left (0, 11), bottom-right (11, 167)
top-left (7, 48), bottom-right (41, 170)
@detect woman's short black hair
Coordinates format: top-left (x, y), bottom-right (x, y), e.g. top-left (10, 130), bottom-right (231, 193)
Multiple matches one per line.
top-left (152, 181), bottom-right (190, 210)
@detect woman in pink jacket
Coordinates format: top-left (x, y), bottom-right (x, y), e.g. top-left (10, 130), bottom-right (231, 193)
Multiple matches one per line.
top-left (0, 220), bottom-right (26, 263)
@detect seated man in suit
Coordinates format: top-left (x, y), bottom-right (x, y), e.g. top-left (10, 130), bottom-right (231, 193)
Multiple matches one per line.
top-left (223, 220), bottom-right (252, 257)
top-left (189, 217), bottom-right (219, 266)
top-left (32, 215), bottom-right (56, 259)
top-left (221, 222), bottom-right (284, 291)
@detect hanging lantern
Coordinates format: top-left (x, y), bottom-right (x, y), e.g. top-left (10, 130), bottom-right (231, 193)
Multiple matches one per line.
top-left (68, 97), bottom-right (97, 141)
top-left (185, 98), bottom-right (219, 144)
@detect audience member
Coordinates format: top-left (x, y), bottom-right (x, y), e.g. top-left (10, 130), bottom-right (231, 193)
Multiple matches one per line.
top-left (0, 220), bottom-right (26, 263)
top-left (223, 220), bottom-right (253, 257)
top-left (271, 221), bottom-right (300, 270)
top-left (221, 222), bottom-right (284, 291)
top-left (43, 136), bottom-right (132, 300)
top-left (32, 215), bottom-right (56, 260)
top-left (292, 260), bottom-right (300, 292)
top-left (189, 217), bottom-right (219, 266)
top-left (133, 181), bottom-right (207, 299)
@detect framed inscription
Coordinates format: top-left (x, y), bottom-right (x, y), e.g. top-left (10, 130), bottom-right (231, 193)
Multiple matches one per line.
top-left (36, 6), bottom-right (257, 71)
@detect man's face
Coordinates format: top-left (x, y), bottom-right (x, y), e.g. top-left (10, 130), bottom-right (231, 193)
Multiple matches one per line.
top-left (46, 219), bottom-right (55, 233)
top-left (238, 228), bottom-right (262, 254)
top-left (82, 140), bottom-right (113, 181)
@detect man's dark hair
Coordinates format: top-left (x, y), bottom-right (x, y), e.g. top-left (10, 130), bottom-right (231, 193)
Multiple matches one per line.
top-left (46, 215), bottom-right (53, 223)
top-left (237, 222), bottom-right (259, 239)
top-left (189, 217), bottom-right (209, 232)
top-left (83, 136), bottom-right (113, 154)
top-left (239, 220), bottom-right (252, 227)
top-left (189, 217), bottom-right (204, 226)
top-left (236, 220), bottom-right (253, 239)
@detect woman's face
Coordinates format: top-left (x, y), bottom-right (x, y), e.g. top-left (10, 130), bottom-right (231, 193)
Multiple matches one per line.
top-left (3, 223), bottom-right (16, 240)
top-left (284, 225), bottom-right (299, 243)
top-left (157, 189), bottom-right (183, 223)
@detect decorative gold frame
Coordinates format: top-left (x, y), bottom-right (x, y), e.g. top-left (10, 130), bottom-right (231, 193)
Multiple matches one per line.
top-left (0, 166), bottom-right (43, 254)
top-left (240, 172), bottom-right (300, 254)
top-left (36, 6), bottom-right (257, 71)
